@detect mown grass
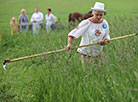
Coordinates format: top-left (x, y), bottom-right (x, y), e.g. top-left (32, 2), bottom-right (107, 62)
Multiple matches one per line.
top-left (0, 0), bottom-right (138, 102)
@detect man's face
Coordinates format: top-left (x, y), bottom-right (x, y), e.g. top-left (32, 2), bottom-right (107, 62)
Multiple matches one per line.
top-left (93, 11), bottom-right (104, 21)
top-left (35, 8), bottom-right (39, 13)
top-left (47, 10), bottom-right (50, 14)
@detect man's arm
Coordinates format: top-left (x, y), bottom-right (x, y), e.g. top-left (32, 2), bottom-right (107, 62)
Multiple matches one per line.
top-left (67, 36), bottom-right (74, 50)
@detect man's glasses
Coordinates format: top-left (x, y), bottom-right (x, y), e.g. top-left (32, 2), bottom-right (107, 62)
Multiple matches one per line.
top-left (95, 14), bottom-right (103, 16)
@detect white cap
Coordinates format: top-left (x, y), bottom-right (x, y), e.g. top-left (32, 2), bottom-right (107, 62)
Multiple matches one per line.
top-left (91, 2), bottom-right (105, 12)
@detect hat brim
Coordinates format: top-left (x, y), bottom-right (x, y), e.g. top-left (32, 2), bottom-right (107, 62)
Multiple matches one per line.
top-left (91, 8), bottom-right (106, 12)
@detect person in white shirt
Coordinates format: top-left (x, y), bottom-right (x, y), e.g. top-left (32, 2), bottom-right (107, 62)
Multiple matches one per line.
top-left (45, 8), bottom-right (55, 32)
top-left (31, 8), bottom-right (43, 34)
top-left (67, 2), bottom-right (110, 65)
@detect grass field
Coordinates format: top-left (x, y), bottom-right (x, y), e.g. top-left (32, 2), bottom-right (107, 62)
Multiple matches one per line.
top-left (0, 0), bottom-right (138, 102)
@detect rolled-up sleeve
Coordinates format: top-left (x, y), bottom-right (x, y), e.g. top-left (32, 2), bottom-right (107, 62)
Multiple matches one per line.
top-left (68, 20), bottom-right (89, 40)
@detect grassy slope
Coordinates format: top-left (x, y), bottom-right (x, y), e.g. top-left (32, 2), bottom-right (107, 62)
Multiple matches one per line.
top-left (0, 0), bottom-right (138, 102)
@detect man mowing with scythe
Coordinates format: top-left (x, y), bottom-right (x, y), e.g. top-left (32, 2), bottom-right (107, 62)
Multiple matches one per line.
top-left (67, 2), bottom-right (110, 65)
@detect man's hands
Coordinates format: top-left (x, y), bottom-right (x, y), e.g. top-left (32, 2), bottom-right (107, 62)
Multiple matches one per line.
top-left (33, 20), bottom-right (37, 23)
top-left (98, 39), bottom-right (109, 45)
top-left (66, 43), bottom-right (72, 51)
top-left (66, 36), bottom-right (74, 51)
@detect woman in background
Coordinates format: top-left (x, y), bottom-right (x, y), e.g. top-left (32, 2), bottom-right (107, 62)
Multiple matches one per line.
top-left (19, 9), bottom-right (29, 32)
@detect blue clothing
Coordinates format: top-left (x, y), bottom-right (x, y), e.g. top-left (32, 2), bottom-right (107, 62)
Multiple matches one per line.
top-left (51, 24), bottom-right (55, 30)
top-left (19, 16), bottom-right (29, 32)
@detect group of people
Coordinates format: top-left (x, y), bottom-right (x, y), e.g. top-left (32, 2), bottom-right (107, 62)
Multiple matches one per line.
top-left (10, 2), bottom-right (110, 65)
top-left (10, 8), bottom-right (56, 34)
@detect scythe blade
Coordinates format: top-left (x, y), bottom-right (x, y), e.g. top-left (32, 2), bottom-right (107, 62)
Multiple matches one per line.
top-left (2, 60), bottom-right (8, 72)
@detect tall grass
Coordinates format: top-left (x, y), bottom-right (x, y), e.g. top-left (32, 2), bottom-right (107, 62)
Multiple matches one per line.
top-left (0, 16), bottom-right (138, 102)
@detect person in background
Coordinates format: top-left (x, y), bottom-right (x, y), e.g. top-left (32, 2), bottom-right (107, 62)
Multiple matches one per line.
top-left (66, 2), bottom-right (110, 65)
top-left (10, 17), bottom-right (18, 35)
top-left (19, 9), bottom-right (29, 32)
top-left (45, 8), bottom-right (55, 32)
top-left (31, 8), bottom-right (43, 34)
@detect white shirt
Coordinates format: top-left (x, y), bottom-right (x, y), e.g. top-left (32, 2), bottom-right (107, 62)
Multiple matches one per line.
top-left (45, 13), bottom-right (55, 25)
top-left (31, 12), bottom-right (43, 23)
top-left (68, 19), bottom-right (110, 56)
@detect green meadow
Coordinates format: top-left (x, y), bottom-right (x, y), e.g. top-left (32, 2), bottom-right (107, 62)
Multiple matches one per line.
top-left (0, 0), bottom-right (138, 102)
